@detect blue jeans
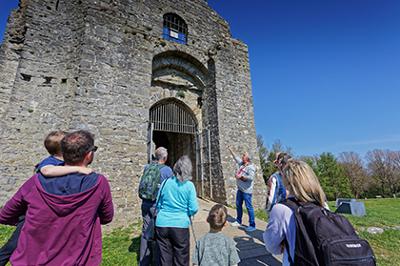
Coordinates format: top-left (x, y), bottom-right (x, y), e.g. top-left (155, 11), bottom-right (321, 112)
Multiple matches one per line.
top-left (236, 190), bottom-right (255, 227)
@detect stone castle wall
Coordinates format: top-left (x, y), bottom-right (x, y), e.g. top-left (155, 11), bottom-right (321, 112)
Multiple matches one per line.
top-left (0, 0), bottom-right (265, 227)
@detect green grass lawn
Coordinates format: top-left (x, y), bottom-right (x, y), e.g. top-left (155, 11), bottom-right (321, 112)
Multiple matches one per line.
top-left (102, 224), bottom-right (141, 265)
top-left (0, 198), bottom-right (399, 265)
top-left (0, 223), bottom-right (142, 266)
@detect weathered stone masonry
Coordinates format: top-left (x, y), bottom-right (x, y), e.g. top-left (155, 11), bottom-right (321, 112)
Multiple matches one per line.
top-left (0, 0), bottom-right (266, 227)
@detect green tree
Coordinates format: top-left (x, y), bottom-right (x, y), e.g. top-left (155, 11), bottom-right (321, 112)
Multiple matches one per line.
top-left (256, 135), bottom-right (275, 184)
top-left (366, 149), bottom-right (400, 197)
top-left (299, 155), bottom-right (318, 173)
top-left (316, 152), bottom-right (352, 200)
top-left (257, 135), bottom-right (268, 172)
top-left (338, 152), bottom-right (369, 199)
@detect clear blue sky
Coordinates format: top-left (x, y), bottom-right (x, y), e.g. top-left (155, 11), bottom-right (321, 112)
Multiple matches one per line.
top-left (1, 0), bottom-right (399, 157)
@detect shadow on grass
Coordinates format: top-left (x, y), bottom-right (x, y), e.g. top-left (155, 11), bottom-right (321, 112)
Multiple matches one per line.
top-left (128, 236), bottom-right (140, 253)
top-left (102, 225), bottom-right (142, 266)
top-left (128, 235), bottom-right (141, 264)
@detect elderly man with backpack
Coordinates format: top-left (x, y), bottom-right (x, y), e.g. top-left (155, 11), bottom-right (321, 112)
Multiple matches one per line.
top-left (138, 147), bottom-right (173, 266)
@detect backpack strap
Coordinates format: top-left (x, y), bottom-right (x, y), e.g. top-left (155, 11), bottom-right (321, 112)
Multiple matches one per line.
top-left (282, 198), bottom-right (323, 266)
top-left (281, 197), bottom-right (300, 212)
top-left (156, 164), bottom-right (165, 183)
top-left (149, 163), bottom-right (166, 187)
top-left (156, 163), bottom-right (168, 180)
top-left (154, 177), bottom-right (170, 212)
top-left (283, 238), bottom-right (294, 266)
top-left (281, 198), bottom-right (299, 266)
top-left (157, 164), bottom-right (166, 170)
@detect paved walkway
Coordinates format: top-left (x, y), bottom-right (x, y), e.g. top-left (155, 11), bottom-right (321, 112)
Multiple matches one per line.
top-left (190, 198), bottom-right (282, 266)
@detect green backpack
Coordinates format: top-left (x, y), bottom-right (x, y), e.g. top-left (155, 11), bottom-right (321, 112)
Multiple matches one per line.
top-left (138, 163), bottom-right (165, 201)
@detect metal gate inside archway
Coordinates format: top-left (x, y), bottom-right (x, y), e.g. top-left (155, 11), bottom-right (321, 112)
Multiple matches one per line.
top-left (148, 99), bottom-right (211, 198)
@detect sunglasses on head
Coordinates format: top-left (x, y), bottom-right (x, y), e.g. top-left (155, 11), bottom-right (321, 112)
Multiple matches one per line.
top-left (88, 145), bottom-right (98, 152)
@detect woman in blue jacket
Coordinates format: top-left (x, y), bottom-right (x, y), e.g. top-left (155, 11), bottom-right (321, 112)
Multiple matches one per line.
top-left (156, 155), bottom-right (199, 266)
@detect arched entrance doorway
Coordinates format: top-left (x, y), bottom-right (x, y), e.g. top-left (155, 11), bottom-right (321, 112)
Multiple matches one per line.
top-left (148, 51), bottom-right (219, 200)
top-left (148, 98), bottom-right (203, 193)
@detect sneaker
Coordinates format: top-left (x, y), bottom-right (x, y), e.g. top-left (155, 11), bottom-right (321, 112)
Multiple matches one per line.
top-left (245, 226), bottom-right (256, 232)
top-left (230, 221), bottom-right (241, 227)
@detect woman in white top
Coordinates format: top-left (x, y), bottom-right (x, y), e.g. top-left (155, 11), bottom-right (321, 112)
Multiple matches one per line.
top-left (263, 159), bottom-right (328, 266)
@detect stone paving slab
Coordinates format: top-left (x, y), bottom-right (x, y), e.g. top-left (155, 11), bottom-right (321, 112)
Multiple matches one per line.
top-left (190, 198), bottom-right (282, 265)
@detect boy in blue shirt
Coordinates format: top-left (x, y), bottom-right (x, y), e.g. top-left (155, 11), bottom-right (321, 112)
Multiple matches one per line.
top-left (0, 130), bottom-right (92, 266)
top-left (35, 131), bottom-right (92, 175)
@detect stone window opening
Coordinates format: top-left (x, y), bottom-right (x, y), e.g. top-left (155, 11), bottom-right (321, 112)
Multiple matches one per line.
top-left (20, 73), bottom-right (32, 82)
top-left (43, 77), bottom-right (52, 84)
top-left (162, 13), bottom-right (188, 44)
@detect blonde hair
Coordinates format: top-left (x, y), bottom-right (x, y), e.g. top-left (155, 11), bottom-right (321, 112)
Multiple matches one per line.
top-left (283, 160), bottom-right (326, 207)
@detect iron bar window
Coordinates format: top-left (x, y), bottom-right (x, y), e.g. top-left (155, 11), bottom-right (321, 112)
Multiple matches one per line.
top-left (163, 13), bottom-right (188, 44)
top-left (150, 101), bottom-right (196, 134)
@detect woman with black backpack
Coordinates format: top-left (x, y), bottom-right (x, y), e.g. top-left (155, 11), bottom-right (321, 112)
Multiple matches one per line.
top-left (262, 159), bottom-right (375, 266)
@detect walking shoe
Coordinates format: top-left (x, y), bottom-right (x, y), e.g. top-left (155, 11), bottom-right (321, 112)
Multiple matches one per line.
top-left (245, 226), bottom-right (256, 232)
top-left (230, 221), bottom-right (241, 227)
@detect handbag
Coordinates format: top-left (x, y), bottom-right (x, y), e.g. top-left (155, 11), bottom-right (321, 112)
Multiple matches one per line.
top-left (143, 178), bottom-right (169, 241)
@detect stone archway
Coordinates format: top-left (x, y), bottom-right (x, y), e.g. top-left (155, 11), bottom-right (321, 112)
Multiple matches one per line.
top-left (148, 51), bottom-right (225, 202)
top-left (151, 50), bottom-right (209, 91)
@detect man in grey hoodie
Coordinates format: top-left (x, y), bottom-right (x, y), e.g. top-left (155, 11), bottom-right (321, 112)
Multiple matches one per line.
top-left (228, 147), bottom-right (256, 232)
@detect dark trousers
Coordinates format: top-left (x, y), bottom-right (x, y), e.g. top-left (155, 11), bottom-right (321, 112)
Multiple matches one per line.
top-left (156, 227), bottom-right (190, 266)
top-left (236, 190), bottom-right (256, 227)
top-left (0, 217), bottom-right (24, 266)
top-left (140, 200), bottom-right (159, 266)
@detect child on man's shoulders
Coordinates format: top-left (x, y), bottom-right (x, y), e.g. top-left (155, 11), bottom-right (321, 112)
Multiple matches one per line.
top-left (0, 130), bottom-right (93, 266)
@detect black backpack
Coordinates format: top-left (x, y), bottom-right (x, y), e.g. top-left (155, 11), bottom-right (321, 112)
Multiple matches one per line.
top-left (282, 198), bottom-right (376, 266)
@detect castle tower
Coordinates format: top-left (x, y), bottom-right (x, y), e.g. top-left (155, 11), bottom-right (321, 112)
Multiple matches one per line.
top-left (0, 0), bottom-right (265, 226)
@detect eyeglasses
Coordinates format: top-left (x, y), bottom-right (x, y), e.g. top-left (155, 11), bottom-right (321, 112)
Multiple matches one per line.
top-left (88, 145), bottom-right (98, 153)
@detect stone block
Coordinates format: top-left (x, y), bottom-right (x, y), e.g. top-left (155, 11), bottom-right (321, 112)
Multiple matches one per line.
top-left (336, 198), bottom-right (366, 217)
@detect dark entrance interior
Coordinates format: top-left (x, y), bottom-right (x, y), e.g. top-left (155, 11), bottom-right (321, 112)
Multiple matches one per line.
top-left (152, 131), bottom-right (196, 172)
